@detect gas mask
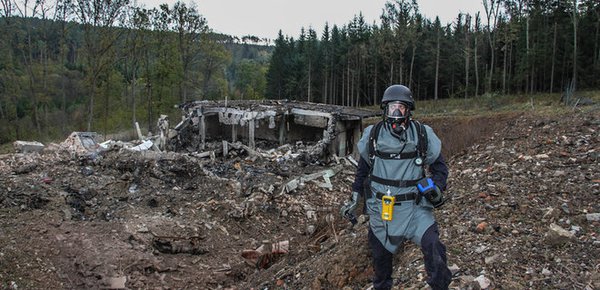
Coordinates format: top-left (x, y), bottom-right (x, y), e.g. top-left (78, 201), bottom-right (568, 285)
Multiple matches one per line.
top-left (385, 102), bottom-right (409, 139)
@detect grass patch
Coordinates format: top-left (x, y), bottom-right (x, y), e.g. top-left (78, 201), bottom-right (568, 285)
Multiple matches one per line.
top-left (0, 143), bottom-right (13, 154)
top-left (361, 91), bottom-right (598, 120)
top-left (360, 90), bottom-right (600, 158)
top-left (415, 90), bottom-right (599, 117)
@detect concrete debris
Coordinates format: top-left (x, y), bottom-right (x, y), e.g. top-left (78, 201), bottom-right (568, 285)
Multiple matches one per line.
top-left (474, 274), bottom-right (491, 289)
top-left (129, 140), bottom-right (154, 152)
top-left (484, 253), bottom-right (501, 264)
top-left (106, 276), bottom-right (127, 289)
top-left (345, 155), bottom-right (359, 168)
top-left (448, 264), bottom-right (460, 275)
top-left (281, 165), bottom-right (343, 194)
top-left (542, 268), bottom-right (552, 276)
top-left (545, 223), bottom-right (575, 246)
top-left (169, 99), bottom-right (379, 160)
top-left (26, 101), bottom-right (376, 188)
top-left (586, 213), bottom-right (600, 222)
top-left (60, 132), bottom-right (101, 155)
top-left (13, 140), bottom-right (45, 153)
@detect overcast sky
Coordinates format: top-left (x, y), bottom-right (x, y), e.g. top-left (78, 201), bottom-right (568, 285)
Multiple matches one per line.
top-left (135, 0), bottom-right (484, 40)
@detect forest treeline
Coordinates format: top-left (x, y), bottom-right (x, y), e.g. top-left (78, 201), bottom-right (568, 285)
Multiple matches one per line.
top-left (0, 0), bottom-right (271, 144)
top-left (266, 0), bottom-right (599, 106)
top-left (0, 0), bottom-right (599, 144)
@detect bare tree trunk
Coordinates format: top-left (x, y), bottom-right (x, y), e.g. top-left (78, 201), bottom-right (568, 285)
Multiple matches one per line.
top-left (550, 22), bottom-right (557, 93)
top-left (341, 65), bottom-right (344, 106)
top-left (464, 22), bottom-right (470, 99)
top-left (347, 60), bottom-right (350, 106)
top-left (507, 42), bottom-right (512, 95)
top-left (389, 62), bottom-right (393, 85)
top-left (307, 61), bottom-right (311, 102)
top-left (146, 83), bottom-right (152, 133)
top-left (87, 76), bottom-right (95, 131)
top-left (24, 23), bottom-right (41, 136)
top-left (329, 64), bottom-right (334, 104)
top-left (501, 17), bottom-right (508, 94)
top-left (560, 37), bottom-right (568, 88)
top-left (356, 54), bottom-right (361, 107)
top-left (451, 71), bottom-right (455, 96)
top-left (60, 30), bottom-right (67, 134)
top-left (323, 70), bottom-right (327, 104)
top-left (104, 74), bottom-right (110, 139)
top-left (409, 43), bottom-right (416, 88)
top-left (41, 27), bottom-right (49, 139)
top-left (595, 10), bottom-right (600, 69)
top-left (526, 17), bottom-right (532, 94)
top-left (399, 61), bottom-right (404, 85)
top-left (332, 73), bottom-right (336, 105)
top-left (178, 29), bottom-right (187, 103)
top-left (474, 35), bottom-right (480, 97)
top-left (76, 0), bottom-right (128, 131)
top-left (373, 62), bottom-right (378, 106)
top-left (487, 42), bottom-right (494, 92)
top-left (435, 28), bottom-right (440, 100)
top-left (132, 71), bottom-right (137, 126)
top-left (530, 66), bottom-right (535, 94)
top-left (144, 46), bottom-right (153, 133)
top-left (572, 0), bottom-right (577, 91)
top-left (502, 42), bottom-right (507, 94)
top-left (483, 0), bottom-right (499, 93)
top-left (341, 67), bottom-right (345, 106)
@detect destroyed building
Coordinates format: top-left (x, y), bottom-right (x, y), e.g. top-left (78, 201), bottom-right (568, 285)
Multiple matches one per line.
top-left (159, 100), bottom-right (380, 161)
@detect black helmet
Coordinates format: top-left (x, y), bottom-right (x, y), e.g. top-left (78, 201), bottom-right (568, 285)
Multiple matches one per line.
top-left (381, 84), bottom-right (415, 110)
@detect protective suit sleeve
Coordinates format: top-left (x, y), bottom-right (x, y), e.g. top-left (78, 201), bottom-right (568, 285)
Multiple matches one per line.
top-left (351, 157), bottom-right (370, 195)
top-left (357, 125), bottom-right (374, 163)
top-left (429, 154), bottom-right (448, 191)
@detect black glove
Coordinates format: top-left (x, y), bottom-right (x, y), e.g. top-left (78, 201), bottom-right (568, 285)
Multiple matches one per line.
top-left (340, 191), bottom-right (359, 224)
top-left (417, 178), bottom-right (444, 208)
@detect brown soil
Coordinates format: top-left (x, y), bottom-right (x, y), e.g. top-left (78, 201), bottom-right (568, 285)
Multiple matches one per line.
top-left (1, 109), bottom-right (599, 290)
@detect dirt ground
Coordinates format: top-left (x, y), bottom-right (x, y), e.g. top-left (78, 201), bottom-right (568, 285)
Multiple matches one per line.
top-left (1, 108), bottom-right (599, 290)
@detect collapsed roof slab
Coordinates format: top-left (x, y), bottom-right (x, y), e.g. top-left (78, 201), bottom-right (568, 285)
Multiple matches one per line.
top-left (166, 100), bottom-right (380, 159)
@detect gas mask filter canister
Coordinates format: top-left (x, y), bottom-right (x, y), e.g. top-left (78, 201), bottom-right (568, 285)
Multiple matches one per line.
top-left (387, 107), bottom-right (406, 138)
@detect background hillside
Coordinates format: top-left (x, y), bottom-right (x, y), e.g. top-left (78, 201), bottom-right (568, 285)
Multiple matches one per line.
top-left (1, 0), bottom-right (599, 148)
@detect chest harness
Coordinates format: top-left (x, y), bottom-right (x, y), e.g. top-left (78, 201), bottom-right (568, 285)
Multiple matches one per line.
top-left (367, 120), bottom-right (428, 190)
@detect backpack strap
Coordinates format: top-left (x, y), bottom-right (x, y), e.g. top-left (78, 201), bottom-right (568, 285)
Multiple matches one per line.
top-left (413, 120), bottom-right (428, 162)
top-left (368, 120), bottom-right (428, 163)
top-left (367, 121), bottom-right (385, 165)
top-left (365, 120), bottom-right (430, 189)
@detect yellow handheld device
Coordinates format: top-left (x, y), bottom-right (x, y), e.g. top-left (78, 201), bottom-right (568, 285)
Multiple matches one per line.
top-left (381, 195), bottom-right (395, 221)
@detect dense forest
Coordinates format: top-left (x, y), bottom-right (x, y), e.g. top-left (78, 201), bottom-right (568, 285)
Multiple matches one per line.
top-left (267, 0), bottom-right (599, 106)
top-left (0, 0), bottom-right (599, 144)
top-left (0, 0), bottom-right (271, 144)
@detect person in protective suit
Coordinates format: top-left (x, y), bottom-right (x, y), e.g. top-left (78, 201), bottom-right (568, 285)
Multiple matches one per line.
top-left (340, 84), bottom-right (452, 290)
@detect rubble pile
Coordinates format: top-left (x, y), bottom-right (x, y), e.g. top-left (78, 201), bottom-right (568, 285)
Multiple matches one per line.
top-left (0, 109), bottom-right (598, 289)
top-left (238, 112), bottom-right (600, 290)
top-left (440, 113), bottom-right (600, 289)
